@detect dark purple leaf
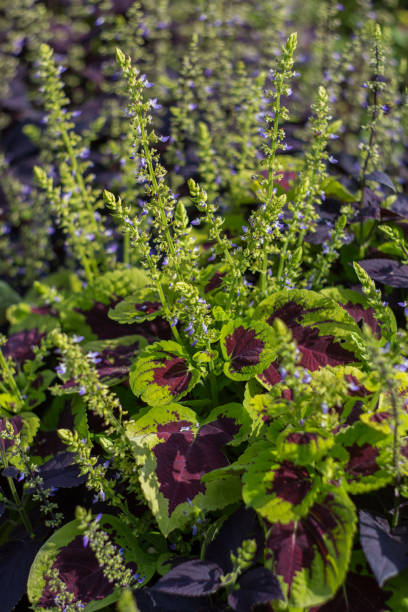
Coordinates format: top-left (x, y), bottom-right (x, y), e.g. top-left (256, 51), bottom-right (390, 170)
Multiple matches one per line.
top-left (39, 535), bottom-right (115, 607)
top-left (266, 302), bottom-right (355, 371)
top-left (62, 341), bottom-right (139, 389)
top-left (285, 432), bottom-right (318, 445)
top-left (346, 443), bottom-right (379, 480)
top-left (205, 507), bottom-right (264, 573)
top-left (37, 452), bottom-right (87, 489)
top-left (3, 329), bottom-right (44, 364)
top-left (360, 510), bottom-right (408, 587)
top-left (358, 259), bottom-right (408, 288)
top-left (204, 272), bottom-right (226, 293)
top-left (354, 188), bottom-right (381, 222)
top-left (0, 534), bottom-right (45, 612)
top-left (96, 342), bottom-right (139, 380)
top-left (305, 222), bottom-right (336, 245)
top-left (258, 360), bottom-right (282, 386)
top-left (228, 567), bottom-right (283, 611)
top-left (1, 466), bottom-right (19, 478)
top-left (133, 589), bottom-right (214, 611)
top-left (315, 571), bottom-right (392, 611)
top-left (225, 326), bottom-right (265, 372)
top-left (267, 522), bottom-right (314, 588)
top-left (31, 306), bottom-right (56, 316)
top-left (152, 559), bottom-right (223, 596)
top-left (266, 494), bottom-right (343, 592)
top-left (154, 418), bottom-right (238, 515)
top-left (334, 400), bottom-right (364, 429)
top-left (341, 302), bottom-right (380, 336)
top-left (153, 355), bottom-right (192, 395)
top-left (79, 300), bottom-right (171, 340)
top-left (270, 461), bottom-right (312, 505)
top-left (365, 171), bottom-right (396, 192)
top-left (391, 194), bottom-right (408, 219)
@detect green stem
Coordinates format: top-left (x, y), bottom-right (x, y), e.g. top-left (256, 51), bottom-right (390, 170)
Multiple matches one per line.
top-left (0, 349), bottom-right (24, 409)
top-left (138, 109), bottom-right (181, 278)
top-left (358, 43), bottom-right (379, 245)
top-left (123, 232), bottom-right (130, 266)
top-left (391, 390), bottom-right (401, 529)
top-left (146, 254), bottom-right (183, 346)
top-left (260, 88), bottom-right (282, 294)
top-left (0, 445), bottom-right (34, 537)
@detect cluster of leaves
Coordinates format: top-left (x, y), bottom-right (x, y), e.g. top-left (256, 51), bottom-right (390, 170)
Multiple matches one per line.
top-left (2, 1), bottom-right (408, 611)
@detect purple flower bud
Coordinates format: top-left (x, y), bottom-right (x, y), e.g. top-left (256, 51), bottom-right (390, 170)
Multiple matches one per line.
top-left (83, 535), bottom-right (89, 548)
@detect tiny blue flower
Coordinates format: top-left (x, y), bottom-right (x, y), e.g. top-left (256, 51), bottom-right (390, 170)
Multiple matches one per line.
top-left (56, 363), bottom-right (67, 376)
top-left (87, 351), bottom-right (101, 364)
top-left (150, 98), bottom-right (162, 110)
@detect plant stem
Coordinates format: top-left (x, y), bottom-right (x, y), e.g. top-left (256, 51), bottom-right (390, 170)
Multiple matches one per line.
top-left (0, 445), bottom-right (34, 537)
top-left (358, 40), bottom-right (379, 244)
top-left (61, 130), bottom-right (105, 274)
top-left (138, 108), bottom-right (181, 278)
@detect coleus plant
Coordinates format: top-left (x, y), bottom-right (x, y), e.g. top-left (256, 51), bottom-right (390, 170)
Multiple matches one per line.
top-left (1, 6), bottom-right (408, 612)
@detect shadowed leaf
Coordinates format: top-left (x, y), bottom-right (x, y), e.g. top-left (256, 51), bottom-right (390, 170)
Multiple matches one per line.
top-left (359, 259), bottom-right (408, 288)
top-left (0, 533), bottom-right (45, 612)
top-left (151, 559), bottom-right (223, 596)
top-left (228, 567), bottom-right (283, 611)
top-left (205, 506), bottom-right (264, 573)
top-left (37, 452), bottom-right (87, 489)
top-left (360, 510), bottom-right (408, 587)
